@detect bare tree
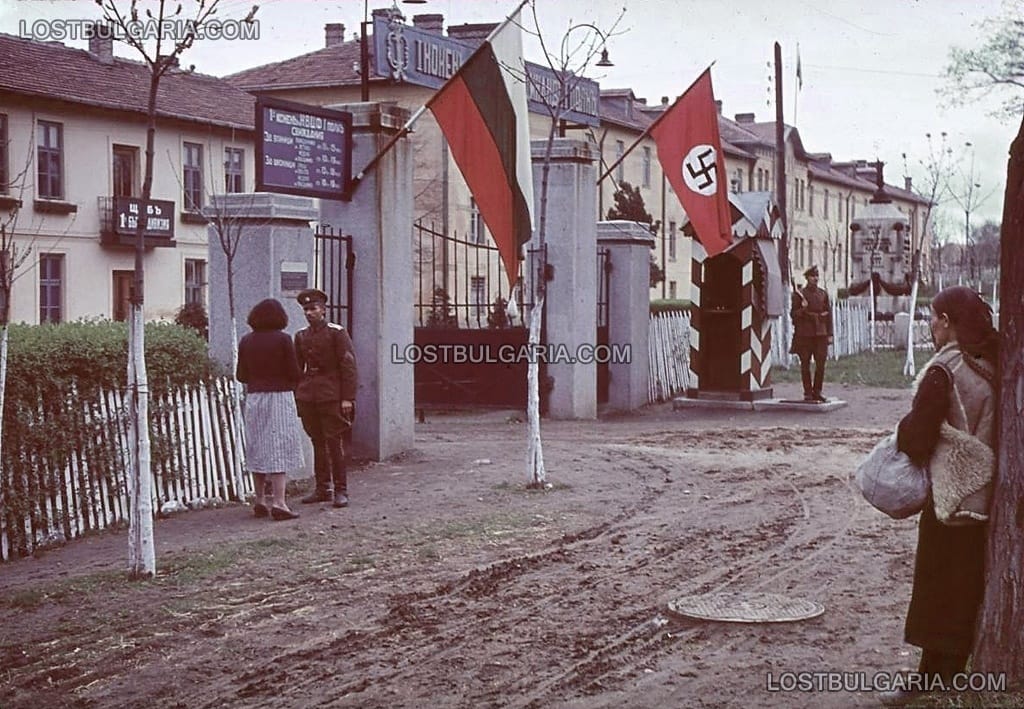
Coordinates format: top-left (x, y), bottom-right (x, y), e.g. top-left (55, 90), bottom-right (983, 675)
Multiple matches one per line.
top-left (899, 133), bottom-right (956, 376)
top-left (509, 2), bottom-right (624, 487)
top-left (95, 0), bottom-right (257, 578)
top-left (943, 4), bottom-right (1024, 120)
top-left (0, 131), bottom-right (78, 487)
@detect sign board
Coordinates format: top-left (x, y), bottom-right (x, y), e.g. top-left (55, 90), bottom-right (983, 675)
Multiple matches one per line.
top-left (256, 97), bottom-right (352, 200)
top-left (373, 17), bottom-right (600, 127)
top-left (113, 197), bottom-right (175, 241)
top-left (280, 261), bottom-right (309, 293)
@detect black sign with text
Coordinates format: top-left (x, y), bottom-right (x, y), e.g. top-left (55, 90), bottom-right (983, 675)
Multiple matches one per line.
top-left (113, 197), bottom-right (175, 239)
top-left (256, 97), bottom-right (352, 200)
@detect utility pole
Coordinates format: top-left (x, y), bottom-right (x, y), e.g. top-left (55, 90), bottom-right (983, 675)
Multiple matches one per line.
top-left (774, 42), bottom-right (788, 286)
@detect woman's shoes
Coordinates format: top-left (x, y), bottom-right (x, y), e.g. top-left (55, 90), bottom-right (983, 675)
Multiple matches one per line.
top-left (270, 506), bottom-right (300, 521)
top-left (253, 502), bottom-right (269, 518)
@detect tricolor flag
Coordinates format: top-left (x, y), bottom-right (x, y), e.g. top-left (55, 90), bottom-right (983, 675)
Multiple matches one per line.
top-left (427, 2), bottom-right (535, 287)
top-left (649, 68), bottom-right (732, 257)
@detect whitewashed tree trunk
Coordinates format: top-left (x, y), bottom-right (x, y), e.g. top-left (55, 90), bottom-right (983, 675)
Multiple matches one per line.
top-left (526, 294), bottom-right (545, 486)
top-left (127, 304), bottom-right (155, 577)
top-left (229, 314), bottom-right (246, 495)
top-left (0, 325), bottom-right (8, 477)
top-left (903, 278), bottom-right (920, 376)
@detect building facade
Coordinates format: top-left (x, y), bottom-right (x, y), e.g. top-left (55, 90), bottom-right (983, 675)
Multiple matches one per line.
top-left (0, 31), bottom-right (256, 325)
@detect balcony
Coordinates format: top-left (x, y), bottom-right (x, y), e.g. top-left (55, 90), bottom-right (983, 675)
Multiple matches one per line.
top-left (99, 196), bottom-right (177, 248)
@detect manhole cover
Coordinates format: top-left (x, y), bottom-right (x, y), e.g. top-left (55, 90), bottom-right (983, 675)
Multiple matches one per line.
top-left (667, 592), bottom-right (824, 623)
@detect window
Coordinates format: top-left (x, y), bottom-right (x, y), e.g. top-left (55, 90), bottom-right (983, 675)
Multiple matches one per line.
top-left (112, 270), bottom-right (133, 322)
top-left (470, 276), bottom-right (486, 322)
top-left (39, 253), bottom-right (64, 323)
top-left (185, 258), bottom-right (207, 306)
top-left (756, 168), bottom-right (764, 192)
top-left (469, 197), bottom-right (486, 244)
top-left (669, 281), bottom-right (677, 300)
top-left (37, 120), bottom-right (63, 199)
top-left (668, 221), bottom-right (677, 261)
top-left (183, 142), bottom-right (203, 211)
top-left (224, 147), bottom-right (244, 193)
top-left (808, 185), bottom-right (815, 217)
top-left (615, 140), bottom-right (624, 182)
top-left (824, 189), bottom-right (830, 219)
top-left (0, 113), bottom-right (7, 193)
top-left (641, 146), bottom-right (651, 188)
top-left (112, 145), bottom-right (137, 198)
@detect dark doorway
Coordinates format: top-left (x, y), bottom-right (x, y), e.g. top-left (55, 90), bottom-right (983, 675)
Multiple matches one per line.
top-left (700, 253), bottom-right (742, 390)
top-left (112, 270), bottom-right (133, 322)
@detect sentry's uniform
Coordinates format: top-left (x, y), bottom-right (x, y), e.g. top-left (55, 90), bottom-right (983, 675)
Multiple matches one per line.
top-left (294, 320), bottom-right (357, 497)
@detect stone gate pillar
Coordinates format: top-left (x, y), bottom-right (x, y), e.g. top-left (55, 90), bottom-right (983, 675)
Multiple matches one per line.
top-left (207, 192), bottom-right (318, 370)
top-left (532, 138), bottom-right (597, 419)
top-left (320, 102), bottom-right (414, 461)
top-left (598, 221), bottom-right (656, 410)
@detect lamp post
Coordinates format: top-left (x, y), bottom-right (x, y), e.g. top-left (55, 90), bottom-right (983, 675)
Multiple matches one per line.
top-left (555, 23), bottom-right (613, 137)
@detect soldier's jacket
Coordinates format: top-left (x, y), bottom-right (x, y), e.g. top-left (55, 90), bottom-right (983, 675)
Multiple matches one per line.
top-left (294, 321), bottom-right (358, 403)
top-left (790, 286), bottom-right (833, 338)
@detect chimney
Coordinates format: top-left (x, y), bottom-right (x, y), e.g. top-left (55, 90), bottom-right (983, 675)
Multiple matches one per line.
top-left (448, 23), bottom-right (498, 41)
top-left (413, 14), bottom-right (444, 34)
top-left (904, 176), bottom-right (913, 191)
top-left (158, 54), bottom-right (179, 69)
top-left (88, 21), bottom-right (114, 64)
top-left (325, 23), bottom-right (346, 48)
top-left (734, 112), bottom-right (755, 124)
top-left (372, 8), bottom-right (404, 24)
top-left (715, 99), bottom-right (722, 115)
top-left (661, 96), bottom-right (669, 106)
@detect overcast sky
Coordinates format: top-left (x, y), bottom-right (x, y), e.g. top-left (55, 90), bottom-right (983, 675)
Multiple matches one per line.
top-left (2, 0), bottom-right (1018, 234)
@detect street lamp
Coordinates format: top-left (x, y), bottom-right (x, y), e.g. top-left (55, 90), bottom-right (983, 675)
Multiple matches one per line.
top-left (556, 23), bottom-right (614, 136)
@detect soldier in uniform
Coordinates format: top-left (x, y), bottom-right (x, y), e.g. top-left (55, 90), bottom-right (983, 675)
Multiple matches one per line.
top-left (294, 288), bottom-right (358, 508)
top-left (790, 265), bottom-right (833, 403)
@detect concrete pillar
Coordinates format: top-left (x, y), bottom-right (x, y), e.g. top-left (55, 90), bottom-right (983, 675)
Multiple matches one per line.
top-left (598, 221), bottom-right (656, 410)
top-left (206, 192), bottom-right (318, 369)
top-left (893, 311), bottom-right (911, 349)
top-left (531, 138), bottom-right (597, 419)
top-left (320, 102), bottom-right (414, 460)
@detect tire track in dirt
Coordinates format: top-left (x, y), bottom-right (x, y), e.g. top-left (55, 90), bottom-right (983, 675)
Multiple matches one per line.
top-left (502, 430), bottom-right (875, 707)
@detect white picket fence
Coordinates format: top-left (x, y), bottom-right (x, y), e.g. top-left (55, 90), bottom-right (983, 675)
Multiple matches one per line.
top-left (648, 311), bottom-right (691, 402)
top-left (0, 377), bottom-right (249, 561)
top-left (652, 303), bottom-right (933, 404)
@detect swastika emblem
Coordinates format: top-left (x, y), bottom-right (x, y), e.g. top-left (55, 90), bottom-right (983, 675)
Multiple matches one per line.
top-left (682, 144), bottom-right (718, 196)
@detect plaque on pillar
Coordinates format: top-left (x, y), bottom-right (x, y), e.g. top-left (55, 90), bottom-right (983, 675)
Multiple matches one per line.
top-left (280, 261), bottom-right (309, 294)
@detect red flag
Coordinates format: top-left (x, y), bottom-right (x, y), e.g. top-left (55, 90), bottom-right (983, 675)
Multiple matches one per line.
top-left (649, 68), bottom-right (732, 257)
top-left (427, 4), bottom-right (534, 287)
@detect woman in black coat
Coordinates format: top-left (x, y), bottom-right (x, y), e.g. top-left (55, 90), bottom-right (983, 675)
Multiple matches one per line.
top-left (885, 286), bottom-right (998, 704)
top-left (236, 298), bottom-right (305, 520)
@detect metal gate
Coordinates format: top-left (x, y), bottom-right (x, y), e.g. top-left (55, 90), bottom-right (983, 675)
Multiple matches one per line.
top-left (313, 225), bottom-right (354, 332)
top-left (596, 247), bottom-right (611, 404)
top-left (413, 220), bottom-right (547, 409)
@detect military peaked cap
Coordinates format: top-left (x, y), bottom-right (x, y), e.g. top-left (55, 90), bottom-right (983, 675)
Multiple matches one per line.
top-left (297, 288), bottom-right (329, 306)
top-left (804, 265), bottom-right (819, 278)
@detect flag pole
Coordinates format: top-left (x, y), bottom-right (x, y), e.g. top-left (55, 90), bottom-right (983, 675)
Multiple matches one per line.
top-left (596, 63), bottom-right (715, 185)
top-left (348, 0), bottom-right (530, 196)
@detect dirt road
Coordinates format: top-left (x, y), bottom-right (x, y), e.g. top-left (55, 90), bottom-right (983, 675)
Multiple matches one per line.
top-left (0, 383), bottom-right (943, 708)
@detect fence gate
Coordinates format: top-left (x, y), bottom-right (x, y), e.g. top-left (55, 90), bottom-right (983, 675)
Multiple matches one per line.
top-left (596, 247), bottom-right (611, 404)
top-left (413, 220), bottom-right (547, 410)
top-left (313, 225), bottom-right (354, 332)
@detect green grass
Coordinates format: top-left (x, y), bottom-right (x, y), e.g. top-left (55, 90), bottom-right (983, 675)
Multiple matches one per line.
top-left (772, 349), bottom-right (932, 388)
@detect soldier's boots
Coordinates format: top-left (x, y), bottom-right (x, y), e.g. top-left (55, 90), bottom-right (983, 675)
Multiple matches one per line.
top-left (333, 492), bottom-right (349, 508)
top-left (301, 487), bottom-right (333, 504)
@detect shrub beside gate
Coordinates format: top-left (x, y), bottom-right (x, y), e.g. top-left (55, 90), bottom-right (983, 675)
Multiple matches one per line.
top-left (0, 321), bottom-right (243, 561)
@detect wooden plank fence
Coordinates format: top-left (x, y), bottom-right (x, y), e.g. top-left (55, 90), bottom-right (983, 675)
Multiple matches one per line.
top-left (654, 302), bottom-right (934, 403)
top-left (648, 311), bottom-right (691, 403)
top-left (0, 377), bottom-right (248, 562)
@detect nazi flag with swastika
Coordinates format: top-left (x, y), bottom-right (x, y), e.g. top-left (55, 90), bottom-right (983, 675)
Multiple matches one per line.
top-left (649, 68), bottom-right (732, 257)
